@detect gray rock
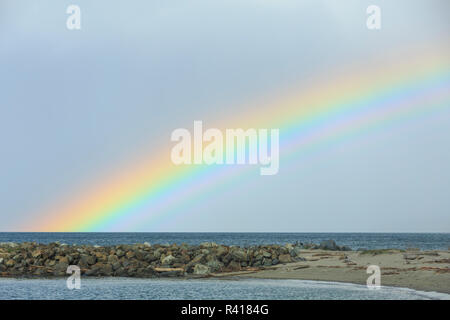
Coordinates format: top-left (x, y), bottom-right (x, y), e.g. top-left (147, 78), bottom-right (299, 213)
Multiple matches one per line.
top-left (108, 254), bottom-right (119, 264)
top-left (161, 254), bottom-right (176, 265)
top-left (227, 261), bottom-right (241, 271)
top-left (231, 248), bottom-right (247, 261)
top-left (191, 254), bottom-right (205, 264)
top-left (5, 259), bottom-right (15, 267)
top-left (116, 249), bottom-right (125, 257)
top-left (53, 262), bottom-right (69, 276)
top-left (193, 263), bottom-right (210, 275)
top-left (80, 254), bottom-right (96, 265)
top-left (206, 259), bottom-right (224, 272)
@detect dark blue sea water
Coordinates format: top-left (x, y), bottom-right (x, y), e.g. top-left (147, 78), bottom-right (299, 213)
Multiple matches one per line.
top-left (0, 232), bottom-right (449, 250)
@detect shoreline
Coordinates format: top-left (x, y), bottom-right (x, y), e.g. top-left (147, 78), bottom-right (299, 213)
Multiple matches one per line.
top-left (1, 241), bottom-right (449, 294)
top-left (225, 249), bottom-right (450, 294)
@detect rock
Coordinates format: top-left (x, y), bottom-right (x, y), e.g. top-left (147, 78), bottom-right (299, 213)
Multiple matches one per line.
top-left (200, 242), bottom-right (218, 248)
top-left (227, 261), bottom-right (241, 271)
top-left (179, 254), bottom-right (190, 264)
top-left (126, 251), bottom-right (135, 259)
top-left (206, 259), bottom-right (223, 272)
top-left (144, 253), bottom-right (158, 263)
top-left (101, 264), bottom-right (113, 276)
top-left (272, 258), bottom-right (279, 265)
top-left (108, 255), bottom-right (119, 264)
top-left (191, 254), bottom-right (205, 264)
top-left (290, 247), bottom-right (302, 257)
top-left (31, 250), bottom-right (42, 258)
top-left (116, 249), bottom-right (125, 257)
top-left (285, 243), bottom-right (294, 251)
top-left (193, 264), bottom-right (210, 275)
top-left (278, 254), bottom-right (293, 263)
top-left (114, 267), bottom-right (126, 276)
top-left (341, 246), bottom-right (352, 251)
top-left (403, 254), bottom-right (418, 260)
top-left (231, 248), bottom-right (247, 261)
top-left (221, 253), bottom-right (233, 265)
top-left (112, 261), bottom-right (122, 271)
top-left (5, 259), bottom-right (15, 267)
top-left (215, 246), bottom-right (228, 257)
top-left (53, 262), bottom-right (69, 276)
top-left (80, 254), bottom-right (96, 265)
top-left (319, 240), bottom-right (339, 251)
top-left (161, 255), bottom-right (176, 265)
top-left (58, 256), bottom-right (69, 264)
top-left (263, 258), bottom-right (272, 266)
top-left (0, 258), bottom-right (3, 265)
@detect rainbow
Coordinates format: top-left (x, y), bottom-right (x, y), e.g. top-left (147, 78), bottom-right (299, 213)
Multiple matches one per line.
top-left (29, 44), bottom-right (450, 231)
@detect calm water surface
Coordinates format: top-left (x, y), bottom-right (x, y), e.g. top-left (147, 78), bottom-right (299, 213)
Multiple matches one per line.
top-left (1, 232), bottom-right (449, 250)
top-left (0, 278), bottom-right (449, 300)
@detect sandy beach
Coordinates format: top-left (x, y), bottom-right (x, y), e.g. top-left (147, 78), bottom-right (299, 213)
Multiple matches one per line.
top-left (218, 249), bottom-right (450, 294)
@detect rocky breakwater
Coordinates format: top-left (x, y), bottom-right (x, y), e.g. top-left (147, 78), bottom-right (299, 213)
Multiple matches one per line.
top-left (0, 240), bottom-right (350, 278)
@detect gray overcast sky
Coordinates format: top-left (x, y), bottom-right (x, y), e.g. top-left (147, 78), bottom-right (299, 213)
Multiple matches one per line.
top-left (1, 0), bottom-right (449, 231)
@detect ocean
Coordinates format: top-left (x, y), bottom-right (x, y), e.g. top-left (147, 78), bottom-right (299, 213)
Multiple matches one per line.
top-left (0, 278), bottom-right (449, 300)
top-left (0, 232), bottom-right (449, 250)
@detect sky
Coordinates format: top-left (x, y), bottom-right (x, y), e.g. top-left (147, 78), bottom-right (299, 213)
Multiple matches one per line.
top-left (0, 0), bottom-right (449, 232)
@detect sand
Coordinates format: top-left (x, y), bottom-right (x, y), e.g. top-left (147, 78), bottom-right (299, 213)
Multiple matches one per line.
top-left (215, 249), bottom-right (450, 294)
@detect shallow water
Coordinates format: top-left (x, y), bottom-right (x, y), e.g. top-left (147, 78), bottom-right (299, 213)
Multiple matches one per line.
top-left (1, 232), bottom-right (449, 250)
top-left (0, 277), bottom-right (448, 300)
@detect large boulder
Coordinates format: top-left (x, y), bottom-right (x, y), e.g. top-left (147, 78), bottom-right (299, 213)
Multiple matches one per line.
top-left (80, 254), bottom-right (96, 265)
top-left (227, 261), bottom-right (241, 271)
top-left (5, 259), bottom-right (15, 267)
top-left (31, 250), bottom-right (42, 258)
top-left (161, 254), bottom-right (176, 265)
top-left (193, 264), bottom-right (210, 275)
top-left (108, 254), bottom-right (119, 264)
top-left (53, 262), bottom-right (69, 276)
top-left (215, 246), bottom-right (228, 257)
top-left (206, 259), bottom-right (224, 272)
top-left (231, 248), bottom-right (247, 261)
top-left (290, 247), bottom-right (302, 257)
top-left (191, 254), bottom-right (206, 264)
